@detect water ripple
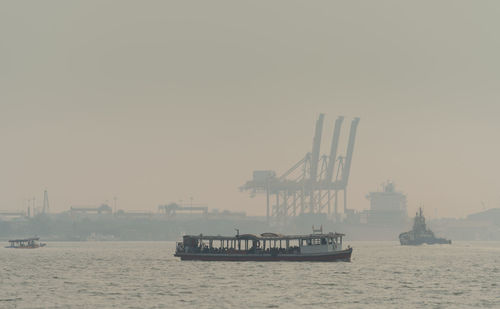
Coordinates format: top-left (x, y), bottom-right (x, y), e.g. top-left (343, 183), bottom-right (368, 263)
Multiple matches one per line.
top-left (0, 241), bottom-right (499, 308)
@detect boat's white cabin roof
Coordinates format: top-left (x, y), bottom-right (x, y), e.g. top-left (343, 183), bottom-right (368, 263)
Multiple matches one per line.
top-left (183, 232), bottom-right (344, 241)
top-left (8, 238), bottom-right (39, 243)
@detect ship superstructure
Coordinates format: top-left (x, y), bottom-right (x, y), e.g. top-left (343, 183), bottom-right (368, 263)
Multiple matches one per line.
top-left (366, 181), bottom-right (407, 226)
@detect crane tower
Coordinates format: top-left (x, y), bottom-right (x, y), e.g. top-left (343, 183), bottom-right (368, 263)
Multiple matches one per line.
top-left (42, 189), bottom-right (49, 214)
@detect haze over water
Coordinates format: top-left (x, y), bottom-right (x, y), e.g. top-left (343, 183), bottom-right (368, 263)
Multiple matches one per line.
top-left (1, 241), bottom-right (499, 308)
top-left (2, 1), bottom-right (500, 218)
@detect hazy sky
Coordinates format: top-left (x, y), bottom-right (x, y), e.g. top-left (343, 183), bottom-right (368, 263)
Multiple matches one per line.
top-left (1, 1), bottom-right (499, 218)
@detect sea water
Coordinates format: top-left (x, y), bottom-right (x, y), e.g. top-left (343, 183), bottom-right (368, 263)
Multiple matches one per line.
top-left (1, 241), bottom-right (499, 308)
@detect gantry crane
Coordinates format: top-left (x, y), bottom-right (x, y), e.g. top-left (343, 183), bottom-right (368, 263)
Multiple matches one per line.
top-left (240, 114), bottom-right (360, 225)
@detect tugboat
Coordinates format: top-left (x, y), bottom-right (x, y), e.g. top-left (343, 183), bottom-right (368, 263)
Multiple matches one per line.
top-left (399, 208), bottom-right (451, 245)
top-left (175, 227), bottom-right (352, 262)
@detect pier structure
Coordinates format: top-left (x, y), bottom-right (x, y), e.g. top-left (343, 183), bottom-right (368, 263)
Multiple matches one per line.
top-left (70, 204), bottom-right (112, 215)
top-left (158, 202), bottom-right (208, 217)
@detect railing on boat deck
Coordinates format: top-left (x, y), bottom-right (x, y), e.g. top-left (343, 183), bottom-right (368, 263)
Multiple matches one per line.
top-left (177, 232), bottom-right (344, 255)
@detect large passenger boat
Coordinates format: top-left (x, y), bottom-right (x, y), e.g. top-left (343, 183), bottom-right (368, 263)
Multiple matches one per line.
top-left (175, 228), bottom-right (352, 262)
top-left (5, 237), bottom-right (46, 249)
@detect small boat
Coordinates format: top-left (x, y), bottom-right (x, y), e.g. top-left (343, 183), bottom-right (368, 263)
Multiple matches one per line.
top-left (175, 227), bottom-right (352, 262)
top-left (5, 237), bottom-right (46, 249)
top-left (399, 208), bottom-right (451, 245)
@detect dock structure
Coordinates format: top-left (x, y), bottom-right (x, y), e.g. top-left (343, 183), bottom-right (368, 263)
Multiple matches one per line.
top-left (70, 204), bottom-right (112, 215)
top-left (0, 211), bottom-right (25, 218)
top-left (240, 114), bottom-right (360, 225)
top-left (158, 203), bottom-right (208, 217)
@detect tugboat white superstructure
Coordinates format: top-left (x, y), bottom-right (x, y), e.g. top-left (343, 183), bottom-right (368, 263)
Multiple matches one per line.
top-left (175, 228), bottom-right (352, 262)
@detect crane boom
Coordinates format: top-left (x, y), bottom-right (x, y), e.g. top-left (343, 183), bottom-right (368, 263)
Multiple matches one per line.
top-left (309, 114), bottom-right (325, 182)
top-left (325, 116), bottom-right (343, 184)
top-left (341, 117), bottom-right (360, 186)
top-left (279, 156), bottom-right (307, 180)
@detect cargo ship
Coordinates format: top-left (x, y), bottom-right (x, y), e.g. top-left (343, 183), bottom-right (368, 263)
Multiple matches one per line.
top-left (174, 228), bottom-right (352, 262)
top-left (399, 208), bottom-right (451, 245)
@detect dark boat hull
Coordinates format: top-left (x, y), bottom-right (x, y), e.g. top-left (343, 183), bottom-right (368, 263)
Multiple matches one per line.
top-left (399, 232), bottom-right (451, 245)
top-left (400, 238), bottom-right (451, 246)
top-left (5, 245), bottom-right (43, 249)
top-left (175, 248), bottom-right (352, 262)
